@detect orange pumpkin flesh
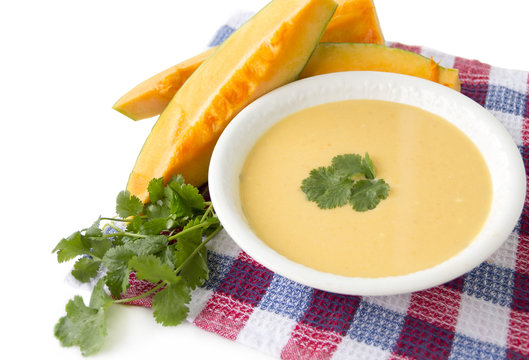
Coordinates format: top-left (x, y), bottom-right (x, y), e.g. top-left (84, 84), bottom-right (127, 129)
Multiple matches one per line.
top-left (320, 0), bottom-right (384, 44)
top-left (113, 48), bottom-right (215, 121)
top-left (299, 43), bottom-right (461, 91)
top-left (126, 0), bottom-right (337, 202)
top-left (113, 0), bottom-right (383, 121)
top-left (438, 67), bottom-right (461, 91)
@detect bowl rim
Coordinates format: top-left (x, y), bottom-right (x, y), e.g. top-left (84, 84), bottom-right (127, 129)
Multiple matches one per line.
top-left (208, 71), bottom-right (526, 296)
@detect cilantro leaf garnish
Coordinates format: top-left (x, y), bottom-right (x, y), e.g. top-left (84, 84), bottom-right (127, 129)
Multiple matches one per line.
top-left (53, 232), bottom-right (91, 263)
top-left (147, 177), bottom-right (165, 203)
top-left (54, 296), bottom-right (108, 356)
top-left (115, 190), bottom-right (143, 218)
top-left (129, 254), bottom-right (179, 284)
top-left (331, 153), bottom-right (364, 177)
top-left (123, 234), bottom-right (168, 256)
top-left (152, 279), bottom-right (191, 326)
top-left (71, 257), bottom-right (102, 283)
top-left (301, 167), bottom-right (353, 209)
top-left (350, 179), bottom-right (390, 211)
top-left (174, 218), bottom-right (210, 289)
top-left (53, 175), bottom-right (223, 356)
top-left (89, 279), bottom-right (114, 310)
top-left (301, 153), bottom-right (390, 211)
top-left (361, 152), bottom-right (376, 179)
top-left (102, 246), bottom-right (135, 298)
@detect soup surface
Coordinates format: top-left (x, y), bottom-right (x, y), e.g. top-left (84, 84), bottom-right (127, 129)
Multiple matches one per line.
top-left (239, 100), bottom-right (492, 277)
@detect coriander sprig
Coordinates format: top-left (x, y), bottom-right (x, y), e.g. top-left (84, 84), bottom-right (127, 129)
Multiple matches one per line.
top-left (301, 153), bottom-right (390, 211)
top-left (53, 175), bottom-right (222, 356)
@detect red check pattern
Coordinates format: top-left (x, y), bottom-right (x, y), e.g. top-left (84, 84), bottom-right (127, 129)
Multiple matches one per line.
top-left (117, 22), bottom-right (529, 359)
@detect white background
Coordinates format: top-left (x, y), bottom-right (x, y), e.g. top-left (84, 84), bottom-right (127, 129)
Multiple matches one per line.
top-left (1, 0), bottom-right (528, 358)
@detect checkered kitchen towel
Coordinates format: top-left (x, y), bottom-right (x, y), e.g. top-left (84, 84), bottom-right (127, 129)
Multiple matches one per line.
top-left (120, 15), bottom-right (529, 360)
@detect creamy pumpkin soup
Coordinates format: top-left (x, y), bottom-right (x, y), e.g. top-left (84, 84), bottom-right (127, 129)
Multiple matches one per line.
top-left (239, 100), bottom-right (492, 277)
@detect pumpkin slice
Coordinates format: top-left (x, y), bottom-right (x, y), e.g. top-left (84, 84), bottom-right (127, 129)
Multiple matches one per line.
top-left (113, 0), bottom-right (383, 121)
top-left (320, 0), bottom-right (384, 44)
top-left (299, 43), bottom-right (461, 91)
top-left (127, 0), bottom-right (337, 202)
top-left (113, 48), bottom-right (215, 121)
top-left (438, 67), bottom-right (461, 90)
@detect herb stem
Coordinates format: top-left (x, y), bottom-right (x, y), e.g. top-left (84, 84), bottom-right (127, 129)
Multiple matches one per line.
top-left (102, 223), bottom-right (147, 239)
top-left (167, 218), bottom-right (218, 241)
top-left (174, 226), bottom-right (222, 273)
top-left (100, 217), bottom-right (129, 222)
top-left (107, 223), bottom-right (124, 233)
top-left (113, 226), bottom-right (222, 305)
top-left (113, 281), bottom-right (166, 304)
top-left (200, 206), bottom-right (213, 222)
top-left (53, 176), bottom-right (223, 355)
top-left (102, 232), bottom-right (146, 239)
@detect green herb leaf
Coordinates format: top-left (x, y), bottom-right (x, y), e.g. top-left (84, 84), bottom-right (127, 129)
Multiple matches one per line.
top-left (53, 232), bottom-right (90, 263)
top-left (125, 215), bottom-right (144, 233)
top-left (54, 296), bottom-right (107, 356)
top-left (116, 190), bottom-right (143, 218)
top-left (161, 247), bottom-right (176, 270)
top-left (89, 279), bottom-right (114, 310)
top-left (301, 153), bottom-right (389, 212)
top-left (361, 152), bottom-right (376, 179)
top-left (350, 179), bottom-right (390, 212)
top-left (54, 175), bottom-right (223, 356)
top-left (102, 246), bottom-right (134, 297)
top-left (175, 219), bottom-right (209, 289)
top-left (71, 257), bottom-right (101, 283)
top-left (170, 174), bottom-right (186, 185)
top-left (129, 254), bottom-right (178, 284)
top-left (102, 246), bottom-right (135, 270)
top-left (147, 177), bottom-right (165, 203)
top-left (124, 235), bottom-right (168, 256)
top-left (140, 218), bottom-right (169, 235)
top-left (164, 185), bottom-right (188, 218)
top-left (165, 176), bottom-right (206, 217)
top-left (331, 153), bottom-right (364, 177)
top-left (152, 278), bottom-right (191, 326)
top-left (201, 215), bottom-right (221, 236)
top-left (144, 202), bottom-right (169, 219)
top-left (90, 237), bottom-right (112, 260)
top-left (301, 167), bottom-right (354, 209)
top-left (104, 270), bottom-right (130, 299)
top-left (174, 183), bottom-right (206, 211)
top-left (85, 219), bottom-right (103, 238)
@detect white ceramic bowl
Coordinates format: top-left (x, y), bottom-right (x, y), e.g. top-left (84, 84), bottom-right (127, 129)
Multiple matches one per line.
top-left (209, 71), bottom-right (526, 296)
